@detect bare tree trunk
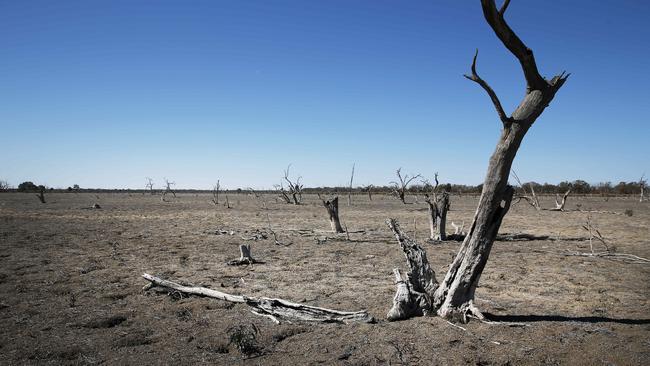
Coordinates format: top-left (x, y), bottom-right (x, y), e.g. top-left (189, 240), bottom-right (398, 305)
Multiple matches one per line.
top-left (212, 180), bottom-right (220, 205)
top-left (426, 192), bottom-right (450, 241)
top-left (321, 196), bottom-right (345, 233)
top-left (36, 187), bottom-right (46, 203)
top-left (388, 0), bottom-right (569, 323)
top-left (348, 163), bottom-right (355, 206)
top-left (366, 185), bottom-right (373, 201)
top-left (640, 174), bottom-right (647, 202)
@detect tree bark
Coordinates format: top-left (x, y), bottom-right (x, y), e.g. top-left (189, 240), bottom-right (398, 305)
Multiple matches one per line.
top-left (321, 196), bottom-right (345, 233)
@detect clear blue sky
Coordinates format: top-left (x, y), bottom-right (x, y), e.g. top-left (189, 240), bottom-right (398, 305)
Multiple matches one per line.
top-left (1, 1), bottom-right (648, 189)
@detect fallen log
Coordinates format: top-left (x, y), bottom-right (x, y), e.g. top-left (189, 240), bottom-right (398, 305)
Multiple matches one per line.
top-left (141, 273), bottom-right (373, 324)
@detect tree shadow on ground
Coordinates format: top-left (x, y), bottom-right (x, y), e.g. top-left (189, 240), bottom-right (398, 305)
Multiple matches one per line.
top-left (484, 313), bottom-right (650, 325)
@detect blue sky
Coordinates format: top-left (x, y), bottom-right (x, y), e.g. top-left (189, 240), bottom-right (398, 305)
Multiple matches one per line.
top-left (1, 1), bottom-right (648, 189)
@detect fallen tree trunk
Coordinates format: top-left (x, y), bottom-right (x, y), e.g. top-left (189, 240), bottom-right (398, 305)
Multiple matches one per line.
top-left (141, 273), bottom-right (373, 324)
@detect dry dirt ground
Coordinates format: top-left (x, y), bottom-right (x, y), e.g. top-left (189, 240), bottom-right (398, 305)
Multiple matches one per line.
top-left (0, 192), bottom-right (649, 365)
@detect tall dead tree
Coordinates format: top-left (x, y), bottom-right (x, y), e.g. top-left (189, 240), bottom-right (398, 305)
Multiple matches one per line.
top-left (211, 180), bottom-right (220, 205)
top-left (145, 177), bottom-right (155, 195)
top-left (640, 174), bottom-right (647, 202)
top-left (390, 168), bottom-right (421, 204)
top-left (348, 163), bottom-right (355, 206)
top-left (161, 179), bottom-right (176, 202)
top-left (424, 174), bottom-right (450, 241)
top-left (319, 195), bottom-right (345, 233)
top-left (388, 0), bottom-right (569, 323)
top-left (36, 186), bottom-right (46, 203)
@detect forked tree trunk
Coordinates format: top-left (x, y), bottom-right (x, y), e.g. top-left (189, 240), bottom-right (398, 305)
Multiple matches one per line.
top-left (388, 0), bottom-right (569, 323)
top-left (321, 196), bottom-right (345, 233)
top-left (550, 189), bottom-right (571, 211)
top-left (426, 192), bottom-right (450, 241)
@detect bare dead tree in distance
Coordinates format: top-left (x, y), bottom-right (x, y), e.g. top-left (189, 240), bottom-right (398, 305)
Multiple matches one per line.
top-left (211, 180), bottom-right (220, 205)
top-left (161, 179), bottom-right (176, 202)
top-left (390, 168), bottom-right (421, 204)
top-left (145, 177), bottom-right (155, 195)
top-left (640, 174), bottom-right (647, 202)
top-left (348, 163), bottom-right (355, 206)
top-left (423, 173), bottom-right (451, 241)
top-left (275, 164), bottom-right (303, 204)
top-left (388, 0), bottom-right (569, 323)
top-left (36, 186), bottom-right (46, 203)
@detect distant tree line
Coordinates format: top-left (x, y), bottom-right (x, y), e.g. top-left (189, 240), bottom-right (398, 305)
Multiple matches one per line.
top-left (0, 179), bottom-right (645, 196)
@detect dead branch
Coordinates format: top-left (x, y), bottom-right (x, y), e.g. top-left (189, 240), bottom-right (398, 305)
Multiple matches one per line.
top-left (548, 189), bottom-right (571, 211)
top-left (141, 273), bottom-right (373, 324)
top-left (511, 171), bottom-right (540, 210)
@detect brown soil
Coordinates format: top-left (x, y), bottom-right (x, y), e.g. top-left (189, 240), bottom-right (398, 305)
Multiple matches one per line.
top-left (0, 192), bottom-right (648, 365)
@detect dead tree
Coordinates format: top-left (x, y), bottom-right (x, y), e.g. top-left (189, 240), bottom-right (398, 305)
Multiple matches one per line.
top-left (319, 195), bottom-right (345, 233)
top-left (423, 174), bottom-right (451, 241)
top-left (640, 174), bottom-right (647, 202)
top-left (145, 177), bottom-right (155, 195)
top-left (274, 183), bottom-right (292, 204)
top-left (211, 180), bottom-right (220, 205)
top-left (390, 168), bottom-right (421, 204)
top-left (348, 163), bottom-right (355, 206)
top-left (365, 184), bottom-right (373, 201)
top-left (550, 189), bottom-right (571, 211)
top-left (276, 165), bottom-right (303, 204)
top-left (36, 186), bottom-right (46, 203)
top-left (388, 0), bottom-right (569, 323)
top-left (161, 179), bottom-right (176, 202)
top-left (0, 180), bottom-right (10, 191)
top-left (426, 192), bottom-right (450, 241)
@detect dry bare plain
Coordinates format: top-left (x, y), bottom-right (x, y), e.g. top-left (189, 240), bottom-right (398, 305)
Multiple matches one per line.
top-left (0, 192), bottom-right (648, 365)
